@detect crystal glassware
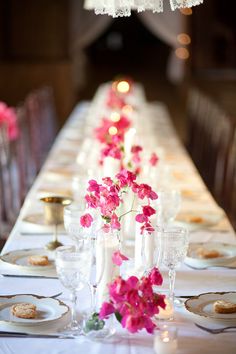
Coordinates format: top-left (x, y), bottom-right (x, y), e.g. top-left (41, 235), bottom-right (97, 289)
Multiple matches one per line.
top-left (40, 196), bottom-right (72, 250)
top-left (83, 229), bottom-right (119, 339)
top-left (154, 324), bottom-right (178, 354)
top-left (63, 204), bottom-right (92, 248)
top-left (157, 227), bottom-right (189, 305)
top-left (55, 243), bottom-right (92, 335)
top-left (157, 189), bottom-right (181, 226)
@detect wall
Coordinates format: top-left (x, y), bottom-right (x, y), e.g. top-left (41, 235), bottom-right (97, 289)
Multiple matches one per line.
top-left (0, 0), bottom-right (75, 127)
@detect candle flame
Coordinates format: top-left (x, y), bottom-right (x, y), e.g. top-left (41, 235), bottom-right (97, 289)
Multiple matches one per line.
top-left (109, 126), bottom-right (118, 135)
top-left (122, 104), bottom-right (133, 114)
top-left (117, 80), bottom-right (130, 93)
top-left (110, 112), bottom-right (121, 122)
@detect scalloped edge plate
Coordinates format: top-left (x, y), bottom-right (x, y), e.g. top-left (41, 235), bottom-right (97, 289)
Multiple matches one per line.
top-left (185, 292), bottom-right (236, 323)
top-left (0, 294), bottom-right (69, 327)
top-left (185, 242), bottom-right (236, 267)
top-left (0, 248), bottom-right (55, 271)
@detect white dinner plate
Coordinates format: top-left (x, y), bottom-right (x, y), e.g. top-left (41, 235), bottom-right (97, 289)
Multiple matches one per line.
top-left (175, 210), bottom-right (224, 231)
top-left (185, 292), bottom-right (236, 324)
top-left (0, 248), bottom-right (55, 271)
top-left (185, 242), bottom-right (236, 268)
top-left (0, 294), bottom-right (69, 327)
top-left (22, 213), bottom-right (65, 234)
top-left (23, 213), bottom-right (59, 226)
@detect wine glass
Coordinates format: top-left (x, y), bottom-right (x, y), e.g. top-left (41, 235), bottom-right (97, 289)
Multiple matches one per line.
top-left (64, 204), bottom-right (100, 249)
top-left (55, 243), bottom-right (92, 335)
top-left (156, 189), bottom-right (181, 226)
top-left (157, 227), bottom-right (189, 305)
top-left (71, 175), bottom-right (89, 205)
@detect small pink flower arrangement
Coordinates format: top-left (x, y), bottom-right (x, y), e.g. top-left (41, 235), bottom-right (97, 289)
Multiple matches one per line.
top-left (80, 169), bottom-right (158, 233)
top-left (95, 115), bottom-right (131, 166)
top-left (99, 267), bottom-right (166, 334)
top-left (95, 116), bottom-right (131, 145)
top-left (106, 89), bottom-right (127, 110)
top-left (0, 102), bottom-right (19, 141)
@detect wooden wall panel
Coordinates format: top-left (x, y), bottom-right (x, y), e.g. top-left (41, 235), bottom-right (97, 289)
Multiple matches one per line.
top-left (0, 62), bottom-right (74, 127)
top-left (5, 0), bottom-right (69, 59)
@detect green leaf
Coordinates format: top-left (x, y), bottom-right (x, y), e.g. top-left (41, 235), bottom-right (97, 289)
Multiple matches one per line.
top-left (115, 312), bottom-right (122, 323)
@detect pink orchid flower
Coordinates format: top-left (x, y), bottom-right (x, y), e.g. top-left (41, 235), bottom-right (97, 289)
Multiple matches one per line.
top-left (149, 152), bottom-right (159, 166)
top-left (80, 213), bottom-right (93, 228)
top-left (112, 250), bottom-right (129, 266)
top-left (99, 302), bottom-right (115, 320)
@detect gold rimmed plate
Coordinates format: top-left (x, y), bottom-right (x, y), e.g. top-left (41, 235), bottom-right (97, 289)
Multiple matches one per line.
top-left (185, 292), bottom-right (236, 324)
top-left (186, 242), bottom-right (236, 268)
top-left (175, 210), bottom-right (224, 230)
top-left (0, 248), bottom-right (55, 271)
top-left (23, 213), bottom-right (61, 226)
top-left (0, 294), bottom-right (69, 327)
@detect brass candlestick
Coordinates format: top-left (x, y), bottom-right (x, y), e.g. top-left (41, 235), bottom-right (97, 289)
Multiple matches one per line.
top-left (40, 196), bottom-right (72, 250)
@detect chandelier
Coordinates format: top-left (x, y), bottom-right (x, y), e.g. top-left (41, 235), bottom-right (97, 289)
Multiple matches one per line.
top-left (84, 0), bottom-right (204, 18)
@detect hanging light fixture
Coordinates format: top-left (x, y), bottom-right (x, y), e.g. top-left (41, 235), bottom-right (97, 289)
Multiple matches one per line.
top-left (84, 0), bottom-right (204, 18)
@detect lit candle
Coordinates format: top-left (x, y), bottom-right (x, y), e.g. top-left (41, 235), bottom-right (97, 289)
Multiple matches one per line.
top-left (155, 298), bottom-right (174, 321)
top-left (110, 112), bottom-right (121, 122)
top-left (122, 104), bottom-right (133, 115)
top-left (154, 325), bottom-right (178, 354)
top-left (116, 80), bottom-right (130, 94)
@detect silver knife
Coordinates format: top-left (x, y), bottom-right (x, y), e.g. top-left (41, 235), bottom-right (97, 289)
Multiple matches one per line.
top-left (1, 274), bottom-right (57, 279)
top-left (20, 232), bottom-right (67, 236)
top-left (0, 331), bottom-right (73, 339)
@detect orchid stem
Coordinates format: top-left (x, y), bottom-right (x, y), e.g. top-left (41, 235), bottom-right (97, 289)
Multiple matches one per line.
top-left (118, 209), bottom-right (138, 221)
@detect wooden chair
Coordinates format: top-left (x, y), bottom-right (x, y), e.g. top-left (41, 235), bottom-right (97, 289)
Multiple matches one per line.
top-left (0, 125), bottom-right (19, 239)
top-left (0, 87), bottom-right (58, 241)
top-left (25, 87), bottom-right (58, 176)
top-left (224, 127), bottom-right (236, 228)
top-left (186, 88), bottom-right (235, 210)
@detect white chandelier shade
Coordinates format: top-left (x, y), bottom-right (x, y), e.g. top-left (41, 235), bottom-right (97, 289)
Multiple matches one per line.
top-left (84, 0), bottom-right (204, 18)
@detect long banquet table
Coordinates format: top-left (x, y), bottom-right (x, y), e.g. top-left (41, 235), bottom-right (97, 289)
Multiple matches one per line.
top-left (0, 82), bottom-right (236, 354)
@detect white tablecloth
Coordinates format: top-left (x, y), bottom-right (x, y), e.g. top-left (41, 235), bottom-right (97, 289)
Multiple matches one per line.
top-left (0, 84), bottom-right (236, 354)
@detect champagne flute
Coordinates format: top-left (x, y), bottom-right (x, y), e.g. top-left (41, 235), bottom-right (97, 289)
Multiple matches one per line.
top-left (55, 243), bottom-right (91, 335)
top-left (84, 229), bottom-right (119, 339)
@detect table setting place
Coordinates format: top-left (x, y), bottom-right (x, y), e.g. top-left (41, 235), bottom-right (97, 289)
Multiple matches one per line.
top-left (0, 78), bottom-right (236, 354)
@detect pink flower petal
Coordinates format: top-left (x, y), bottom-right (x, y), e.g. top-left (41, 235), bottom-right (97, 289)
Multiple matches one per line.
top-left (99, 302), bottom-right (115, 319)
top-left (80, 213), bottom-right (93, 228)
top-left (112, 250), bottom-right (129, 266)
top-left (135, 213), bottom-right (148, 223)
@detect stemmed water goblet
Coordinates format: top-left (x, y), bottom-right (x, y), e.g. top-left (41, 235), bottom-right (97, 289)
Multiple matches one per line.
top-left (63, 204), bottom-right (101, 248)
top-left (157, 189), bottom-right (181, 226)
top-left (156, 226), bottom-right (189, 308)
top-left (55, 243), bottom-right (92, 336)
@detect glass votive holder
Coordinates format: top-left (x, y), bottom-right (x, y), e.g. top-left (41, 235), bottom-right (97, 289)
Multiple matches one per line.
top-left (154, 297), bottom-right (174, 321)
top-left (154, 324), bottom-right (178, 354)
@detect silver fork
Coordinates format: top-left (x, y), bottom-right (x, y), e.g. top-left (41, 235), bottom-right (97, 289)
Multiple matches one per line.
top-left (185, 263), bottom-right (236, 270)
top-left (195, 323), bottom-right (236, 334)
